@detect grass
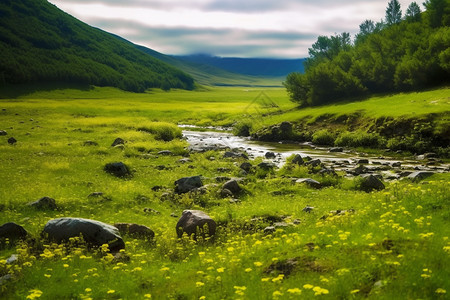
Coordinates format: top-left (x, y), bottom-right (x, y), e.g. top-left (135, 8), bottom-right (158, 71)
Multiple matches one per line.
top-left (0, 86), bottom-right (449, 299)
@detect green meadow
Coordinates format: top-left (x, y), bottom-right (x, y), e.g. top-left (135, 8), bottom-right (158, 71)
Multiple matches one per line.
top-left (0, 86), bottom-right (449, 299)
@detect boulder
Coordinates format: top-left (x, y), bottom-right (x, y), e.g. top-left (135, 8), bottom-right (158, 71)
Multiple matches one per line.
top-left (0, 222), bottom-right (28, 241)
top-left (111, 138), bottom-right (125, 147)
top-left (43, 218), bottom-right (125, 252)
top-left (0, 130), bottom-right (7, 136)
top-left (224, 151), bottom-right (248, 159)
top-left (407, 171), bottom-right (434, 182)
top-left (220, 188), bottom-right (233, 198)
top-left (176, 210), bottom-right (216, 239)
top-left (222, 180), bottom-right (242, 195)
top-left (113, 223), bottom-right (154, 239)
top-left (7, 137), bottom-right (16, 145)
top-left (28, 196), bottom-right (57, 210)
top-left (359, 174), bottom-right (385, 192)
top-left (240, 162), bottom-right (252, 172)
top-left (265, 152), bottom-right (276, 159)
top-left (174, 176), bottom-right (203, 194)
top-left (296, 178), bottom-right (322, 189)
top-left (305, 159), bottom-right (321, 167)
top-left (291, 154), bottom-right (304, 165)
top-left (257, 162), bottom-right (276, 170)
top-left (104, 162), bottom-right (131, 178)
top-left (329, 147), bottom-right (343, 152)
top-left (356, 159), bottom-right (369, 164)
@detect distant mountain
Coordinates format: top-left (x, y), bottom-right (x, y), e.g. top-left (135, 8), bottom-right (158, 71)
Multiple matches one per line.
top-left (133, 45), bottom-right (285, 87)
top-left (0, 0), bottom-right (194, 92)
top-left (176, 54), bottom-right (305, 77)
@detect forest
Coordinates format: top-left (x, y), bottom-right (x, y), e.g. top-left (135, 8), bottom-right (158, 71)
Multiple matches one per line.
top-left (284, 0), bottom-right (450, 106)
top-left (0, 0), bottom-right (195, 92)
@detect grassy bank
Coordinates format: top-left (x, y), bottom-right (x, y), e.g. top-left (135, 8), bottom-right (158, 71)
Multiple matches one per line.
top-left (0, 86), bottom-right (449, 299)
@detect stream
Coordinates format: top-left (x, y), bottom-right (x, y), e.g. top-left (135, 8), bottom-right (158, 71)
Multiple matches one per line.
top-left (182, 127), bottom-right (449, 178)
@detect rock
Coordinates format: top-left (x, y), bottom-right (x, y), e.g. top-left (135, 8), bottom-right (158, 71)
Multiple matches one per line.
top-left (0, 274), bottom-right (12, 286)
top-left (399, 171), bottom-right (412, 178)
top-left (6, 254), bottom-right (19, 264)
top-left (222, 180), bottom-right (242, 195)
top-left (329, 147), bottom-right (343, 152)
top-left (319, 168), bottom-right (337, 176)
top-left (83, 140), bottom-right (98, 146)
top-left (302, 206), bottom-right (315, 213)
top-left (104, 162), bottom-right (131, 178)
top-left (356, 159), bottom-right (369, 164)
top-left (224, 151), bottom-right (248, 159)
top-left (174, 176), bottom-right (203, 194)
top-left (265, 152), bottom-right (276, 159)
top-left (391, 162), bottom-right (401, 167)
top-left (7, 137), bottom-right (16, 145)
top-left (217, 167), bottom-right (230, 173)
top-left (359, 174), bottom-right (385, 192)
top-left (178, 158), bottom-right (192, 164)
top-left (291, 154), bottom-right (304, 165)
top-left (220, 188), bottom-right (233, 198)
top-left (423, 152), bottom-right (438, 159)
top-left (0, 222), bottom-right (28, 241)
top-left (350, 164), bottom-right (368, 175)
top-left (111, 138), bottom-right (125, 147)
top-left (155, 165), bottom-right (167, 170)
top-left (240, 162), bottom-right (252, 172)
top-left (257, 162), bottom-right (276, 170)
top-left (407, 171), bottom-right (434, 182)
top-left (305, 159), bottom-right (321, 167)
top-left (176, 210), bottom-right (216, 239)
top-left (263, 226), bottom-right (275, 234)
top-left (113, 223), bottom-right (155, 239)
top-left (296, 178), bottom-right (322, 189)
top-left (43, 218), bottom-right (125, 252)
top-left (88, 192), bottom-right (103, 198)
top-left (215, 176), bottom-right (231, 183)
top-left (158, 150), bottom-right (173, 156)
top-left (143, 207), bottom-right (161, 214)
top-left (0, 130), bottom-right (7, 136)
top-left (28, 196), bottom-right (57, 210)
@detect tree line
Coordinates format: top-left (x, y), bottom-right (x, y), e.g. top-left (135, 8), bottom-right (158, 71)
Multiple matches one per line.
top-left (284, 0), bottom-right (450, 106)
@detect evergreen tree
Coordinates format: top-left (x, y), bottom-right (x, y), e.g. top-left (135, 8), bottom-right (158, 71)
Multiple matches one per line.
top-left (405, 2), bottom-right (422, 21)
top-left (386, 0), bottom-right (402, 25)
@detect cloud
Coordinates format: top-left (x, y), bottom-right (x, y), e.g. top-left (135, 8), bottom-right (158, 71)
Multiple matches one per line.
top-left (48, 0), bottom-right (416, 58)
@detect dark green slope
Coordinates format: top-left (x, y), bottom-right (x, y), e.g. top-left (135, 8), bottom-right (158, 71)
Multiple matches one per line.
top-left (0, 0), bottom-right (194, 92)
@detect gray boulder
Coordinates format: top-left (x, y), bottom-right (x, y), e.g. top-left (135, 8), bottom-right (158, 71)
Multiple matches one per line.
top-left (222, 179), bottom-right (242, 195)
top-left (224, 151), bottom-right (248, 159)
top-left (175, 176), bottom-right (203, 194)
top-left (111, 138), bottom-right (125, 147)
top-left (296, 178), bottom-right (322, 189)
top-left (265, 152), bottom-right (276, 159)
top-left (258, 162), bottom-right (276, 170)
top-left (0, 130), bottom-right (7, 136)
top-left (176, 210), bottom-right (216, 239)
top-left (113, 223), bottom-right (154, 239)
top-left (28, 196), bottom-right (57, 210)
top-left (43, 218), bottom-right (125, 252)
top-left (305, 159), bottom-right (321, 167)
top-left (407, 171), bottom-right (434, 182)
top-left (0, 222), bottom-right (28, 241)
top-left (240, 162), bottom-right (252, 172)
top-left (291, 154), bottom-right (304, 165)
top-left (104, 162), bottom-right (131, 178)
top-left (359, 174), bottom-right (385, 192)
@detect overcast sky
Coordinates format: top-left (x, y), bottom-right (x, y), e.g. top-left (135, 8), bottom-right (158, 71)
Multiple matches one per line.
top-left (48, 0), bottom-right (417, 58)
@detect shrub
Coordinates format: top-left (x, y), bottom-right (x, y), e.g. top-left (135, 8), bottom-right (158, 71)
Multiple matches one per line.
top-left (335, 130), bottom-right (384, 148)
top-left (138, 122), bottom-right (182, 141)
top-left (233, 120), bottom-right (252, 137)
top-left (312, 129), bottom-right (336, 146)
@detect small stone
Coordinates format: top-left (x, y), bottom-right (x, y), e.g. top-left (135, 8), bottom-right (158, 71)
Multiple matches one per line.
top-left (265, 152), bottom-right (276, 159)
top-left (296, 178), bottom-right (322, 189)
top-left (240, 162), bottom-right (252, 172)
top-left (0, 130), bottom-right (7, 136)
top-left (7, 137), bottom-right (16, 145)
top-left (257, 162), bottom-right (276, 170)
top-left (302, 206), bottom-right (315, 213)
top-left (111, 138), bottom-right (125, 147)
top-left (359, 174), bottom-right (385, 192)
top-left (83, 140), bottom-right (98, 146)
top-left (28, 197), bottom-right (57, 210)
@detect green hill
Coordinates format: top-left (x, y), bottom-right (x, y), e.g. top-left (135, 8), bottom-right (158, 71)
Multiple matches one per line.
top-left (0, 0), bottom-right (194, 92)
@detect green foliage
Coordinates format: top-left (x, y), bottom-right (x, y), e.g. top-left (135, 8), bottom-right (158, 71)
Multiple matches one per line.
top-left (0, 0), bottom-right (194, 92)
top-left (286, 0), bottom-right (450, 106)
top-left (137, 122), bottom-right (182, 142)
top-left (335, 130), bottom-right (384, 148)
top-left (232, 120), bottom-right (253, 137)
top-left (312, 129), bottom-right (336, 146)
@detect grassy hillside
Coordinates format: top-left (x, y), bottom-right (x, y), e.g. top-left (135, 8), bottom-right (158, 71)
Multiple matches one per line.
top-left (0, 86), bottom-right (449, 299)
top-left (0, 0), bottom-right (194, 92)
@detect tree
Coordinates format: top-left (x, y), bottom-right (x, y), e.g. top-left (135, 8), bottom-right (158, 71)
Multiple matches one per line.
top-left (405, 2), bottom-right (422, 21)
top-left (423, 0), bottom-right (449, 27)
top-left (283, 72), bottom-right (309, 106)
top-left (355, 20), bottom-right (375, 44)
top-left (305, 33), bottom-right (351, 70)
top-left (385, 0), bottom-right (402, 25)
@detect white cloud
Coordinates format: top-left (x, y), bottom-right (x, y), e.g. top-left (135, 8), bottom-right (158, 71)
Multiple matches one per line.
top-left (48, 0), bottom-right (417, 58)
